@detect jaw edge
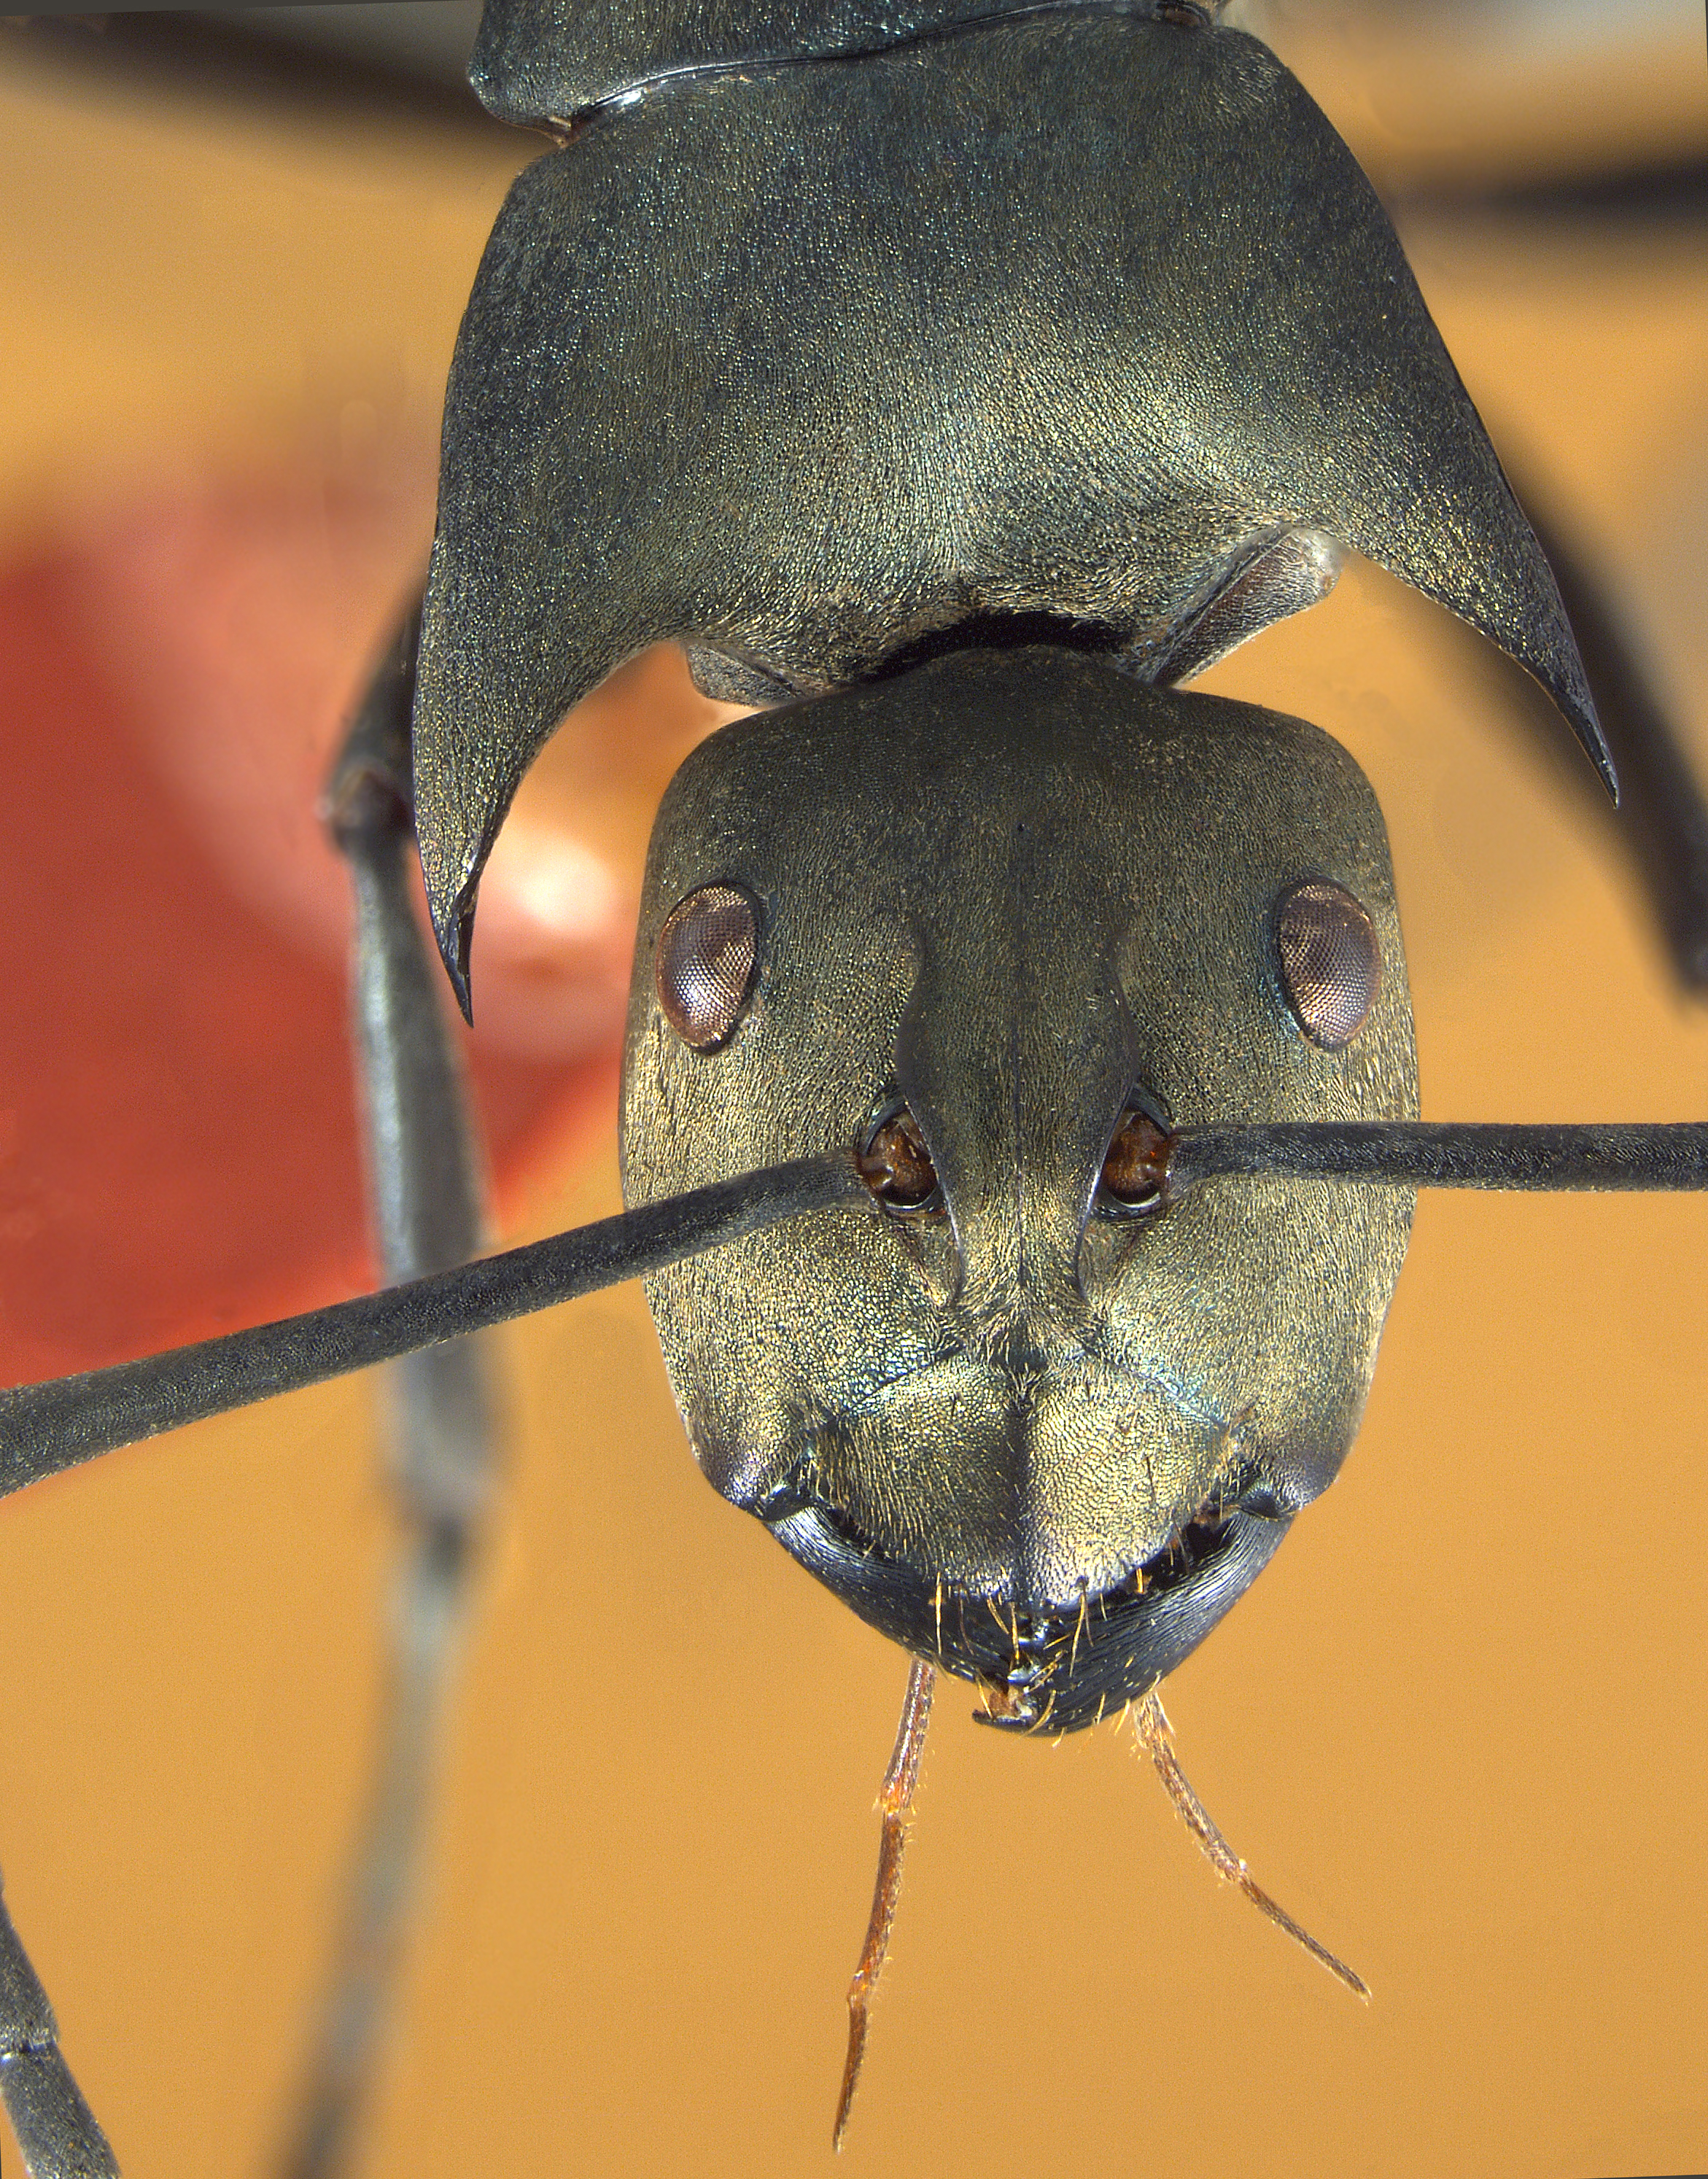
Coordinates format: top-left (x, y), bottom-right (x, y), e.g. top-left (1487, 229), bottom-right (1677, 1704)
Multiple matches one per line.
top-left (757, 1476), bottom-right (1292, 1733)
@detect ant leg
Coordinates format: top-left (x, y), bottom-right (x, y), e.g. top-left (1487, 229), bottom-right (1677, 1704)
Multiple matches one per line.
top-left (1529, 512), bottom-right (1708, 992)
top-left (0, 1871), bottom-right (121, 2176)
top-left (276, 602), bottom-right (498, 2179)
top-left (1468, 496), bottom-right (1708, 993)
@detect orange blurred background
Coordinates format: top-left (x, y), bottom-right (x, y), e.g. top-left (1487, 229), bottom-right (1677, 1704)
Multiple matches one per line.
top-left (0, 7), bottom-right (1705, 2177)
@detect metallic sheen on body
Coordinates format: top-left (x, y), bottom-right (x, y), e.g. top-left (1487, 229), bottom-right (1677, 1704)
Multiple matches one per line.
top-left (415, 10), bottom-right (1603, 987)
top-left (621, 650), bottom-right (1418, 1728)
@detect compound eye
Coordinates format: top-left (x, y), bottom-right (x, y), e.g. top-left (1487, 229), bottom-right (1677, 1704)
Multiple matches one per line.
top-left (1098, 1101), bottom-right (1173, 1218)
top-left (856, 1103), bottom-right (942, 1215)
top-left (655, 885), bottom-right (758, 1051)
top-left (1274, 880), bottom-right (1381, 1049)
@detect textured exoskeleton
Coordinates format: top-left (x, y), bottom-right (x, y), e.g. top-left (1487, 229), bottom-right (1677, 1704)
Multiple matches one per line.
top-left (2, 4), bottom-right (1706, 2175)
top-left (466, 0), bottom-right (1211, 124)
top-left (623, 649), bottom-right (1418, 1727)
top-left (409, 0), bottom-right (1612, 1723)
top-left (414, 6), bottom-right (1604, 1003)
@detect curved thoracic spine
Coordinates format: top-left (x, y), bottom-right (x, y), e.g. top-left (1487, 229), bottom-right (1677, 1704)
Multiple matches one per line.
top-left (414, 7), bottom-right (1601, 993)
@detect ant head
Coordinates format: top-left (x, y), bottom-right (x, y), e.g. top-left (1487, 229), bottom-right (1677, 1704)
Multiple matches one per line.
top-left (621, 647), bottom-right (1416, 1728)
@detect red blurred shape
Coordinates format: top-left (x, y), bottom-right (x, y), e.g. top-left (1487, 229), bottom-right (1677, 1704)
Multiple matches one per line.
top-left (0, 553), bottom-right (602, 1384)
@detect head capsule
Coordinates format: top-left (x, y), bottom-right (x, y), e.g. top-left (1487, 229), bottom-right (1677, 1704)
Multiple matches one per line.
top-left (621, 648), bottom-right (1417, 1729)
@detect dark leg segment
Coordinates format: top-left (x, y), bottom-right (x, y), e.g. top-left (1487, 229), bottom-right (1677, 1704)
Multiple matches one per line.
top-left (0, 1871), bottom-right (120, 2178)
top-left (276, 606), bottom-right (498, 2179)
top-left (1535, 514), bottom-right (1708, 990)
top-left (1483, 497), bottom-right (1708, 992)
